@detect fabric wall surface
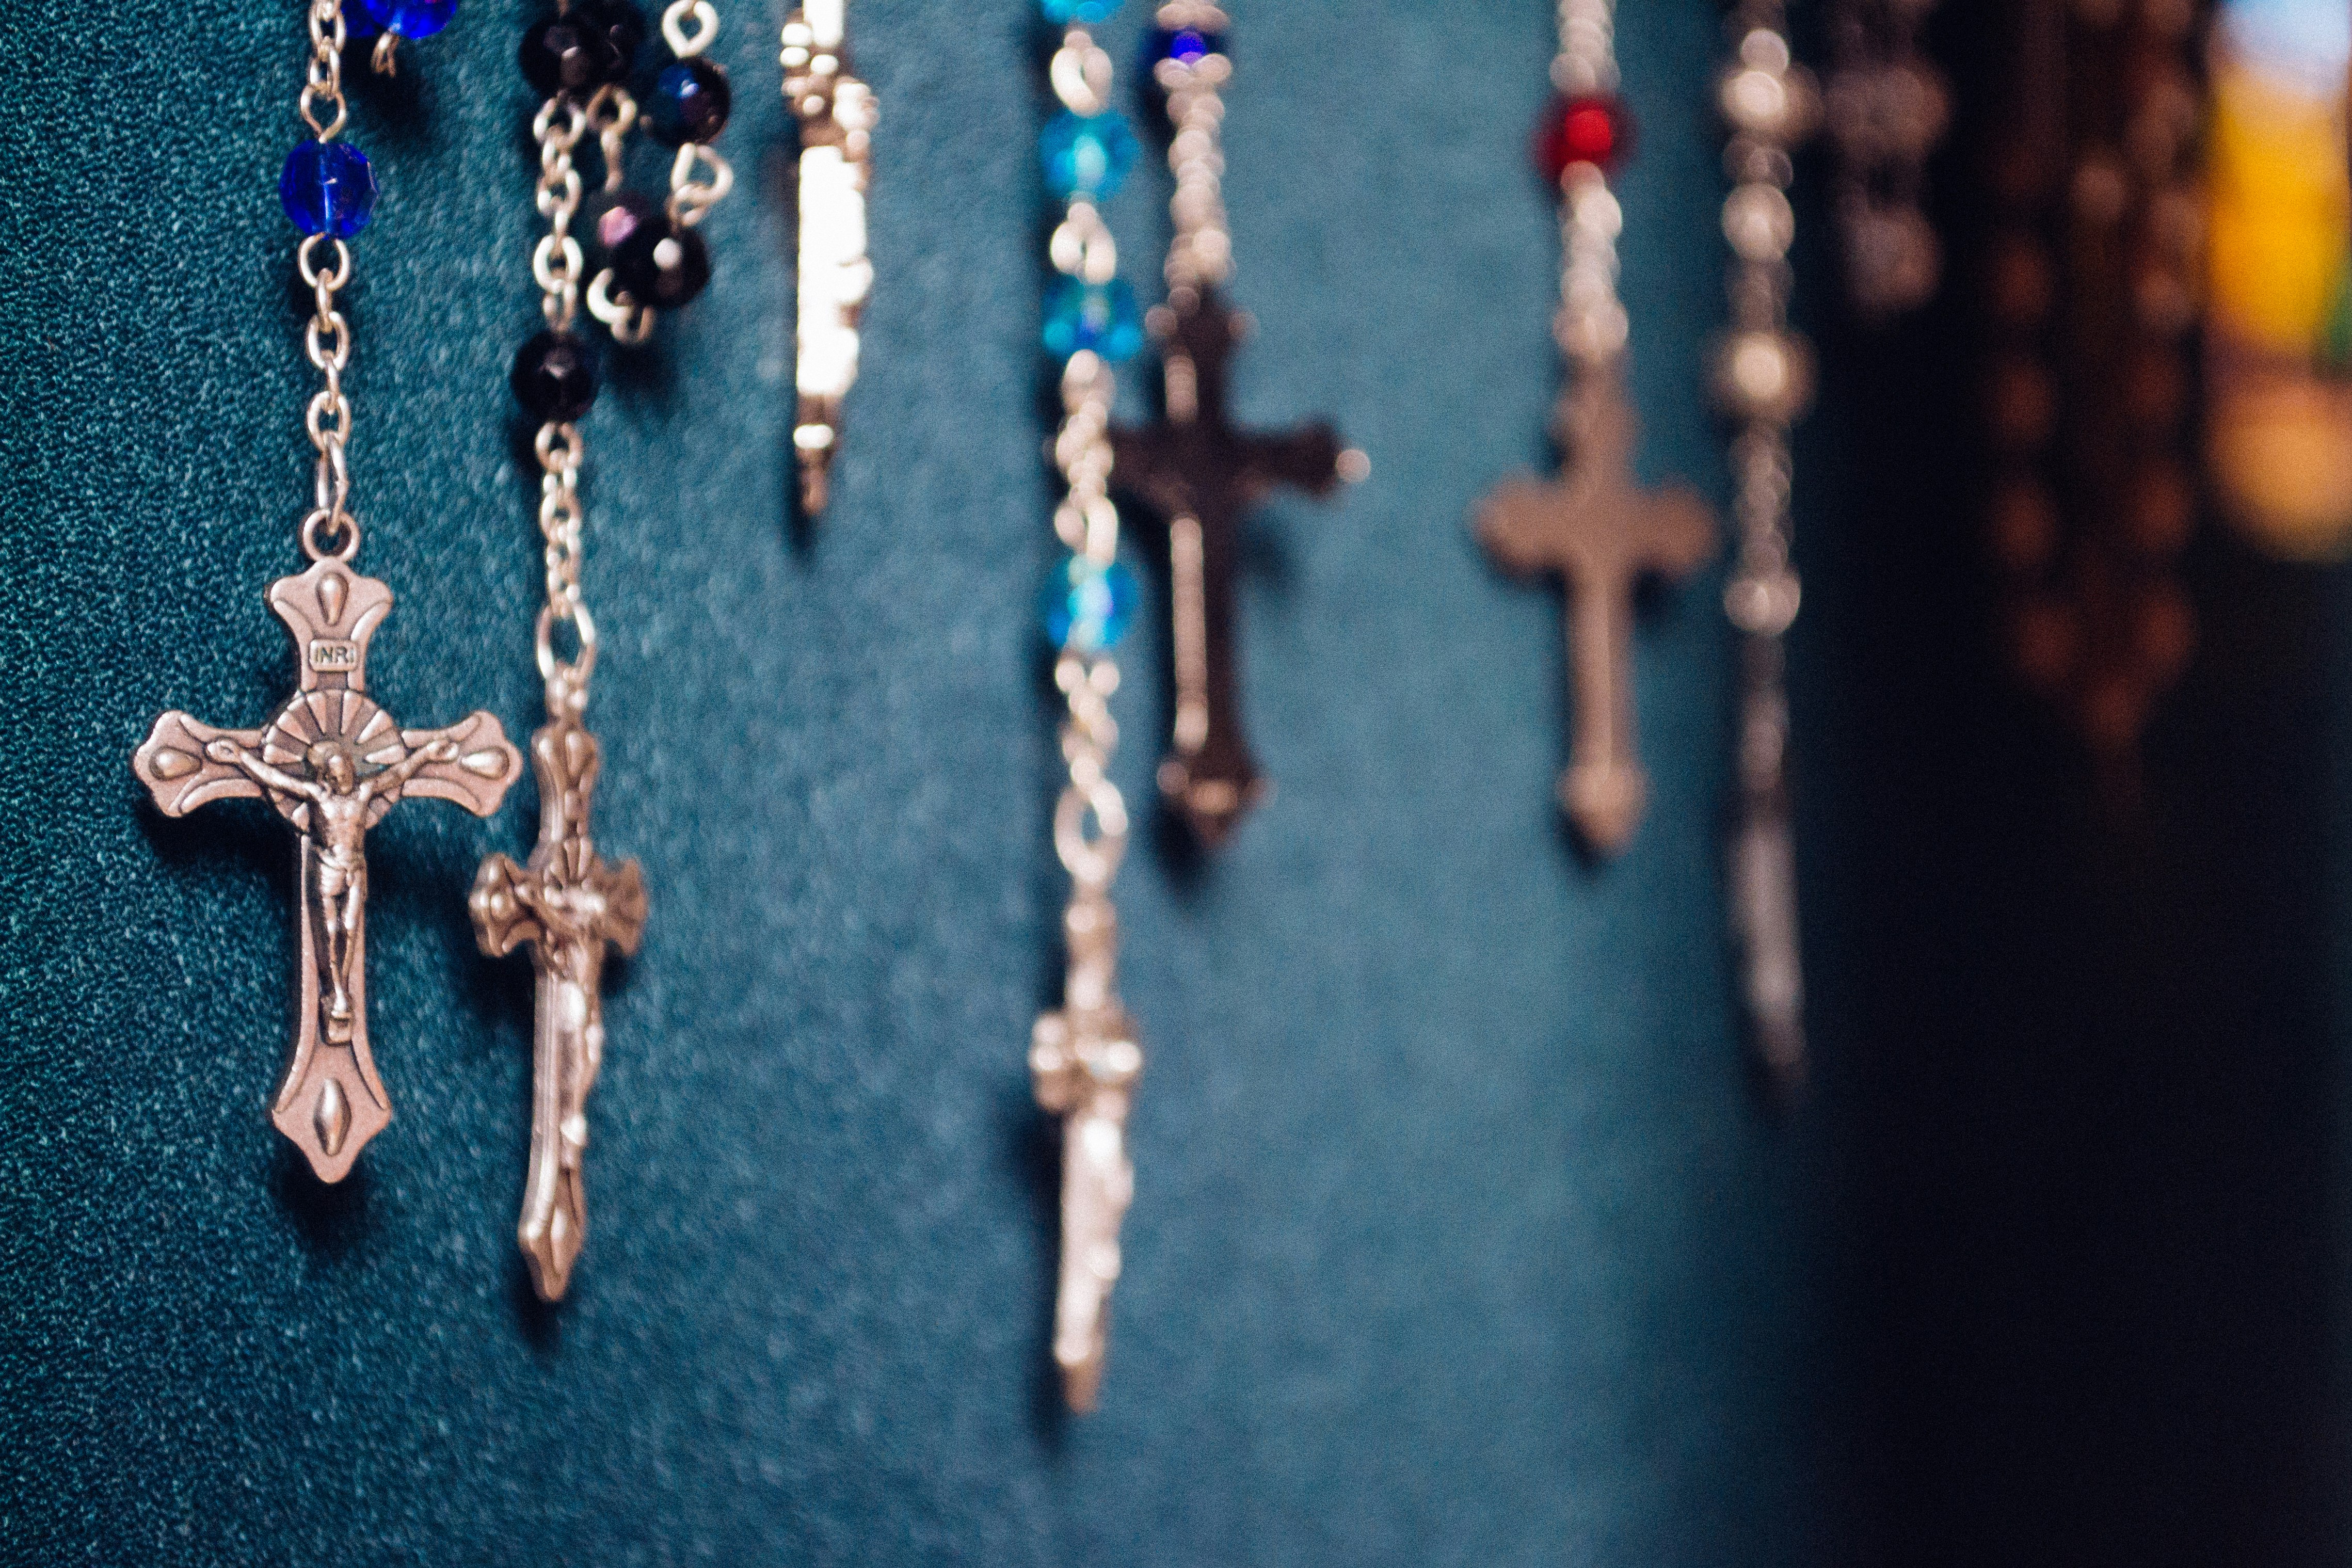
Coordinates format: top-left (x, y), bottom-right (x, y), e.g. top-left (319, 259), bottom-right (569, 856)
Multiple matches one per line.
top-left (7, 0), bottom-right (2345, 1564)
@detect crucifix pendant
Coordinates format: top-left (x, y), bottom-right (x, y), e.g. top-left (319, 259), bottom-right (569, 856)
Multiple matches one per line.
top-left (1030, 889), bottom-right (1141, 1413)
top-left (1110, 287), bottom-right (1358, 846)
top-left (1476, 368), bottom-right (1717, 853)
top-left (132, 559), bottom-right (522, 1180)
top-left (470, 719), bottom-right (646, 1300)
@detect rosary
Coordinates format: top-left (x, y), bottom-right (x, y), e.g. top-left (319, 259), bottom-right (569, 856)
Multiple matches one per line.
top-left (466, 0), bottom-right (746, 1301)
top-left (125, 0), bottom-right (1935, 1396)
top-left (133, 0), bottom-right (522, 1181)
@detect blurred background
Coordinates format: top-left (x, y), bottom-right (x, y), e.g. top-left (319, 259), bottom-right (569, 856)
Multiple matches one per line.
top-left (8, 0), bottom-right (2352, 1563)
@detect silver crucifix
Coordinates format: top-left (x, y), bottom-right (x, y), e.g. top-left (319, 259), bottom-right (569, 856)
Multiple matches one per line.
top-left (470, 718), bottom-right (646, 1300)
top-left (133, 560), bottom-right (522, 1180)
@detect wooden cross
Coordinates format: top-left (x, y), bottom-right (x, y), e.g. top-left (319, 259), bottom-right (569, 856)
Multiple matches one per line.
top-left (1110, 286), bottom-right (1356, 847)
top-left (1476, 370), bottom-right (1717, 854)
top-left (133, 559), bottom-right (522, 1180)
top-left (469, 718), bottom-right (647, 1301)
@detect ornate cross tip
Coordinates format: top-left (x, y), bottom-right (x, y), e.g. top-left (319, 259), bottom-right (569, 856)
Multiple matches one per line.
top-left (1032, 1006), bottom-right (1142, 1413)
top-left (132, 560), bottom-right (522, 1181)
top-left (1474, 373), bottom-right (1717, 855)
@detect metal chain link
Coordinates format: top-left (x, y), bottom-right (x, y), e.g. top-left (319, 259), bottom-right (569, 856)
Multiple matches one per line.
top-left (1717, 0), bottom-right (1815, 1080)
top-left (296, 0), bottom-right (357, 562)
top-left (1151, 4), bottom-right (1233, 295)
top-left (1549, 0), bottom-right (1633, 375)
top-left (662, 0), bottom-right (735, 228)
top-left (1045, 14), bottom-right (1130, 989)
top-left (527, 99), bottom-right (600, 718)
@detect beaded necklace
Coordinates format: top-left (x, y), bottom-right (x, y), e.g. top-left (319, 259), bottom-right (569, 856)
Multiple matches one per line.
top-left (131, 0), bottom-right (524, 1183)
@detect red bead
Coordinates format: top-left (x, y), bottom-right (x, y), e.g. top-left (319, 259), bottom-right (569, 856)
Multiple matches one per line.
top-left (1533, 92), bottom-right (1634, 184)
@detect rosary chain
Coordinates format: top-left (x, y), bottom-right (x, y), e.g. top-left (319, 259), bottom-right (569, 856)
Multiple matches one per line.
top-left (1550, 0), bottom-right (1627, 372)
top-left (297, 0), bottom-right (357, 562)
top-left (1045, 14), bottom-right (1129, 997)
top-left (1718, 0), bottom-right (1815, 1078)
top-left (531, 95), bottom-right (599, 716)
top-left (1152, 4), bottom-right (1233, 295)
top-left (663, 0), bottom-right (735, 228)
top-left (1716, 0), bottom-right (1814, 641)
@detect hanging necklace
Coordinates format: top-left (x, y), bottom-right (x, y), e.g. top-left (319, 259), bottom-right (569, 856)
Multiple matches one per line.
top-left (1110, 3), bottom-right (1363, 847)
top-left (465, 3), bottom-right (656, 1304)
top-left (1030, 0), bottom-right (1147, 1415)
top-left (1986, 0), bottom-right (2200, 781)
top-left (782, 0), bottom-right (877, 516)
top-left (132, 0), bottom-right (522, 1182)
top-left (1715, 2), bottom-right (1816, 1077)
top-left (1476, 0), bottom-right (1717, 855)
top-left (526, 0), bottom-right (737, 346)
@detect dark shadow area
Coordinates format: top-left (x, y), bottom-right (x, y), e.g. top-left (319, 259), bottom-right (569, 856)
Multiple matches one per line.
top-left (1807, 7), bottom-right (2345, 1560)
top-left (270, 1138), bottom-right (376, 1260)
top-left (998, 1074), bottom-right (1073, 1449)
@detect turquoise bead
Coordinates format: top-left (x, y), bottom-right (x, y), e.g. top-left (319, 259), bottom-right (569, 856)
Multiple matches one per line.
top-left (1041, 110), bottom-right (1138, 201)
top-left (1041, 0), bottom-right (1121, 22)
top-left (1041, 553), bottom-right (1140, 655)
top-left (1043, 277), bottom-right (1145, 363)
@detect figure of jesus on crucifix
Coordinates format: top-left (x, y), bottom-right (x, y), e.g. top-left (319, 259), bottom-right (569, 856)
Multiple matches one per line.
top-left (205, 732), bottom-right (458, 1042)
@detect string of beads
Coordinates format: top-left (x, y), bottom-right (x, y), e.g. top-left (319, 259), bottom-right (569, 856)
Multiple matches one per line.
top-left (1037, 0), bottom-right (1142, 943)
top-left (282, 0), bottom-right (376, 563)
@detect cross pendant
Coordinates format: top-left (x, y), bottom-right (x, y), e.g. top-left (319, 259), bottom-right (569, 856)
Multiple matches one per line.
top-left (133, 560), bottom-right (522, 1180)
top-left (470, 718), bottom-right (647, 1300)
top-left (1030, 889), bottom-right (1141, 1413)
top-left (1109, 287), bottom-right (1356, 847)
top-left (1476, 367), bottom-right (1717, 854)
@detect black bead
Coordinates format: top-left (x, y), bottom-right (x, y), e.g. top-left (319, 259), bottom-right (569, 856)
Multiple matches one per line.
top-left (611, 218), bottom-right (711, 310)
top-left (645, 58), bottom-right (730, 147)
top-left (580, 187), bottom-right (662, 278)
top-left (511, 331), bottom-right (600, 421)
top-left (519, 12), bottom-right (619, 96)
top-left (596, 0), bottom-right (646, 77)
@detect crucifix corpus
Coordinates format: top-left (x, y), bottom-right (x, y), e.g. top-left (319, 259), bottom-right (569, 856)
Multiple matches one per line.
top-left (1110, 288), bottom-right (1364, 846)
top-left (134, 561), bottom-right (522, 1180)
top-left (470, 721), bottom-right (647, 1300)
top-left (1477, 370), bottom-right (1717, 854)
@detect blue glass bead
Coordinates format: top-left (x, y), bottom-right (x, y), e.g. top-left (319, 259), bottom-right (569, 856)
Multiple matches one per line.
top-left (1041, 553), bottom-right (1140, 655)
top-left (355, 0), bottom-right (458, 39)
top-left (279, 141), bottom-right (378, 239)
top-left (1146, 24), bottom-right (1226, 67)
top-left (646, 58), bottom-right (732, 148)
top-left (1041, 0), bottom-right (1121, 23)
top-left (1041, 110), bottom-right (1138, 200)
top-left (1043, 277), bottom-right (1145, 363)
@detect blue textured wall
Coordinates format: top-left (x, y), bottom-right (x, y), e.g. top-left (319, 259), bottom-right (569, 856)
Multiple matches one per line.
top-left (19, 0), bottom-right (2344, 1563)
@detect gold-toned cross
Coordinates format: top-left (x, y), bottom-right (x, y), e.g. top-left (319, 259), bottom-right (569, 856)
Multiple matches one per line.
top-left (1476, 369), bottom-right (1717, 853)
top-left (470, 718), bottom-right (647, 1301)
top-left (133, 560), bottom-right (522, 1180)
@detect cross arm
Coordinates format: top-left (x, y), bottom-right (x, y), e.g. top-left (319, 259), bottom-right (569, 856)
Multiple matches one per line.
top-left (1475, 477), bottom-right (1571, 579)
top-left (590, 856), bottom-right (649, 957)
top-left (1241, 422), bottom-right (1345, 501)
top-left (1106, 425), bottom-right (1189, 521)
top-left (1637, 485), bottom-right (1720, 580)
top-left (394, 713), bottom-right (522, 816)
top-left (470, 853), bottom-right (546, 959)
top-left (133, 713), bottom-right (268, 816)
